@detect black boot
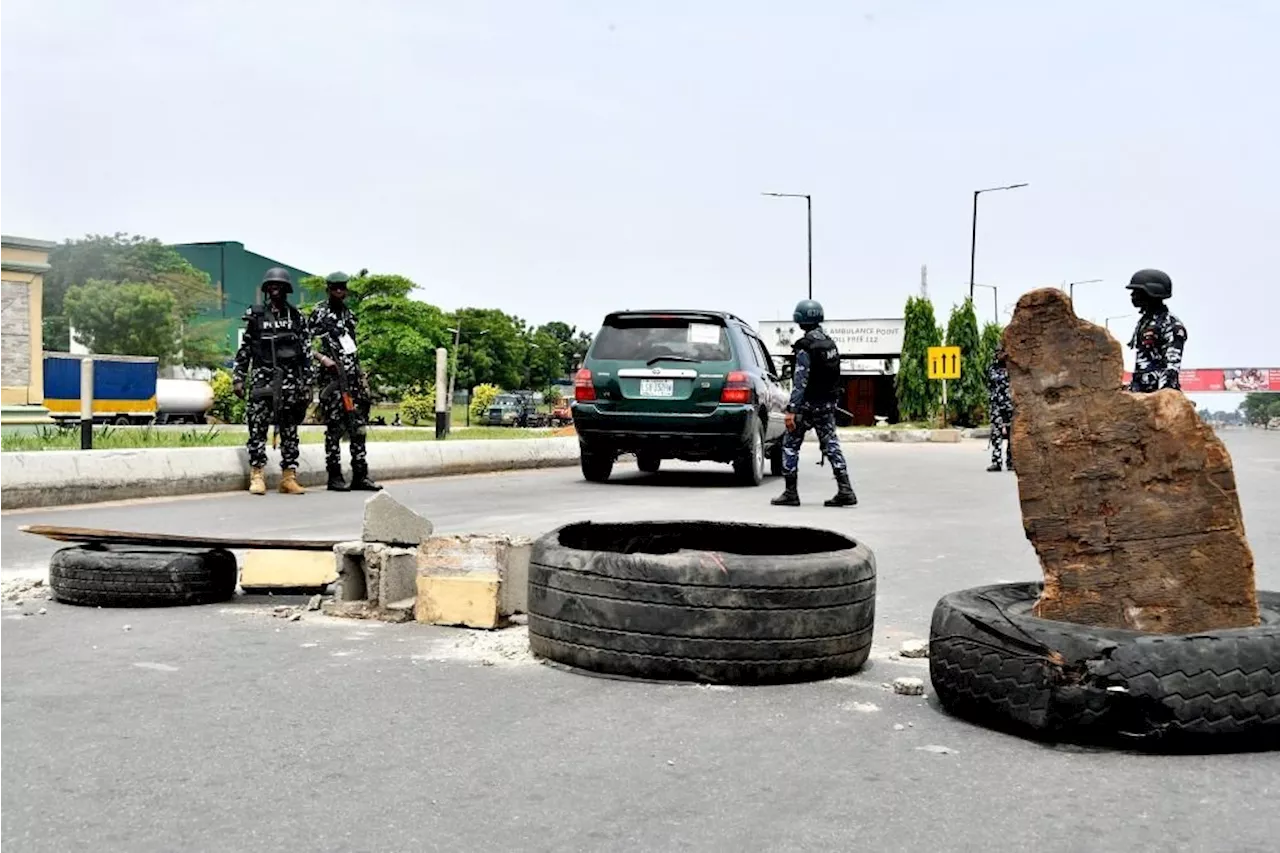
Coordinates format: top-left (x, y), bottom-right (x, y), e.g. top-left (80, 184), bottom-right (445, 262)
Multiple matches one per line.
top-left (824, 470), bottom-right (857, 507)
top-left (326, 464), bottom-right (349, 492)
top-left (350, 462), bottom-right (382, 491)
top-left (987, 462), bottom-right (1002, 472)
top-left (771, 474), bottom-right (800, 507)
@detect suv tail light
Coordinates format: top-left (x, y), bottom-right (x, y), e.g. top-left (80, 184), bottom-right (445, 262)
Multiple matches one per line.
top-left (574, 368), bottom-right (596, 402)
top-left (720, 371), bottom-right (752, 404)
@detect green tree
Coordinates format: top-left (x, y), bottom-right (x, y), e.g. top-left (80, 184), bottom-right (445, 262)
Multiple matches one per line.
top-left (942, 297), bottom-right (986, 426)
top-left (1241, 392), bottom-right (1280, 426)
top-left (895, 296), bottom-right (943, 421)
top-left (978, 322), bottom-right (1004, 375)
top-left (452, 308), bottom-right (528, 390)
top-left (63, 281), bottom-right (181, 363)
top-left (534, 321), bottom-right (594, 375)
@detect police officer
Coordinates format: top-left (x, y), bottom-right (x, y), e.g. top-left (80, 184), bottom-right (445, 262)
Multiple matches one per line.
top-left (309, 272), bottom-right (381, 492)
top-left (1126, 268), bottom-right (1187, 393)
top-left (233, 268), bottom-right (312, 495)
top-left (986, 347), bottom-right (1014, 472)
top-left (771, 299), bottom-right (856, 508)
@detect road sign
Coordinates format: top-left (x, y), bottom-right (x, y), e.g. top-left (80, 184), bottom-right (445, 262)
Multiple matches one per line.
top-left (928, 346), bottom-right (961, 380)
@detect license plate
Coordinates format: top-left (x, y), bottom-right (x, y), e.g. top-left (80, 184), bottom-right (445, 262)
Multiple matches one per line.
top-left (640, 379), bottom-right (674, 397)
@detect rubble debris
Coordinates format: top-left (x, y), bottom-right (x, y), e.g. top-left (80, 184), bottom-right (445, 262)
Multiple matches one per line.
top-left (2, 577), bottom-right (48, 602)
top-left (899, 639), bottom-right (928, 658)
top-left (916, 744), bottom-right (956, 755)
top-left (362, 492), bottom-right (433, 546)
top-left (892, 677), bottom-right (925, 696)
top-left (1004, 287), bottom-right (1260, 633)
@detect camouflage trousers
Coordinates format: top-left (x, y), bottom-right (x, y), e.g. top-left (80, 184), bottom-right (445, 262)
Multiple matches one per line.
top-left (320, 389), bottom-right (369, 469)
top-left (989, 409), bottom-right (1014, 468)
top-left (781, 407), bottom-right (847, 476)
top-left (245, 376), bottom-right (308, 470)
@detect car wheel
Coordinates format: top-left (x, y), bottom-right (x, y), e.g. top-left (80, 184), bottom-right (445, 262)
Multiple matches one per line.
top-left (580, 442), bottom-right (614, 483)
top-left (636, 453), bottom-right (661, 474)
top-left (732, 422), bottom-right (765, 486)
top-left (768, 436), bottom-right (784, 477)
top-left (528, 520), bottom-right (877, 684)
top-left (929, 582), bottom-right (1280, 750)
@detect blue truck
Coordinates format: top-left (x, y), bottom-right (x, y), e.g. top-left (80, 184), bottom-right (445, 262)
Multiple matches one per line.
top-left (43, 353), bottom-right (159, 425)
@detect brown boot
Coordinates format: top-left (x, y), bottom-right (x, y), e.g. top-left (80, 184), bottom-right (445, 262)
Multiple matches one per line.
top-left (279, 468), bottom-right (306, 494)
top-left (249, 466), bottom-right (267, 495)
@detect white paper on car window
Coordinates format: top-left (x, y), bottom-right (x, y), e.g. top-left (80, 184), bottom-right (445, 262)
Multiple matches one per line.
top-left (338, 334), bottom-right (358, 354)
top-left (687, 323), bottom-right (720, 344)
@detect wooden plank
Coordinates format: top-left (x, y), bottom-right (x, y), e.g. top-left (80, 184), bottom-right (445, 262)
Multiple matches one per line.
top-left (18, 524), bottom-right (343, 551)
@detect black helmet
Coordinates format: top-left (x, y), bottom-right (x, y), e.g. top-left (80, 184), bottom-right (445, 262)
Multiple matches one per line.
top-left (260, 267), bottom-right (293, 294)
top-left (1125, 268), bottom-right (1172, 300)
top-left (325, 271), bottom-right (350, 290)
top-left (793, 299), bottom-right (824, 327)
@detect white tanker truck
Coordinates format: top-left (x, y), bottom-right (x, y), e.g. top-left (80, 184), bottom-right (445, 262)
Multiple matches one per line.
top-left (155, 378), bottom-right (216, 425)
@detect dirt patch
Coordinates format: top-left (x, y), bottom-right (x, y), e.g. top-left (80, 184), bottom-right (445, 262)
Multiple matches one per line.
top-left (556, 520), bottom-right (856, 556)
top-left (2, 577), bottom-right (49, 602)
top-left (413, 625), bottom-right (537, 668)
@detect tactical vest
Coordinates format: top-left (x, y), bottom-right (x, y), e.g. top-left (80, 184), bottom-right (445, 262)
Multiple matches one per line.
top-left (249, 305), bottom-right (305, 366)
top-left (795, 328), bottom-right (842, 404)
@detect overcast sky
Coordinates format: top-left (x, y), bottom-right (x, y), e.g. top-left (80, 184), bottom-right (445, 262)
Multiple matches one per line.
top-left (3, 1), bottom-right (1276, 408)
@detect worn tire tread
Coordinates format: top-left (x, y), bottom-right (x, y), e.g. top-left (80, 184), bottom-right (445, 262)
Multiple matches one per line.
top-left (49, 547), bottom-right (238, 608)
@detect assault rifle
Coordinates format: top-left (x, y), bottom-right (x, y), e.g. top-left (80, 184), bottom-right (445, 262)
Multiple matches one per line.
top-left (321, 355), bottom-right (363, 439)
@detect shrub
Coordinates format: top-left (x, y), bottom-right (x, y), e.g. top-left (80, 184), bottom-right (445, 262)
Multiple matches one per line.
top-left (895, 296), bottom-right (943, 421)
top-left (944, 297), bottom-right (985, 427)
top-left (209, 369), bottom-right (245, 424)
top-left (400, 385), bottom-right (436, 426)
top-left (469, 383), bottom-right (502, 420)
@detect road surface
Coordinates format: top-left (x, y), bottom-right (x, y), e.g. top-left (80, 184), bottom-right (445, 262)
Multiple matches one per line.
top-left (3, 432), bottom-right (1278, 852)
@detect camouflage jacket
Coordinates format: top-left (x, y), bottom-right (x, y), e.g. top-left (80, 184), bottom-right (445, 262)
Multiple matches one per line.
top-left (1128, 308), bottom-right (1187, 392)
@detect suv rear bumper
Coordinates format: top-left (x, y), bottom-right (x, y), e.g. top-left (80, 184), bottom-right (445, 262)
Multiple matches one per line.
top-left (572, 404), bottom-right (756, 461)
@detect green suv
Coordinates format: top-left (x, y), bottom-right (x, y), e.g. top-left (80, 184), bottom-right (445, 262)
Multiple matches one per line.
top-left (571, 310), bottom-right (789, 485)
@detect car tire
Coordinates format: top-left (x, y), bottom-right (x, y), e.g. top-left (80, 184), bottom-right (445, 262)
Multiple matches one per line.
top-left (579, 442), bottom-right (614, 483)
top-left (732, 421), bottom-right (766, 486)
top-left (48, 546), bottom-right (238, 608)
top-left (768, 436), bottom-right (784, 477)
top-left (636, 453), bottom-right (661, 474)
top-left (929, 582), bottom-right (1280, 750)
top-left (528, 520), bottom-right (877, 684)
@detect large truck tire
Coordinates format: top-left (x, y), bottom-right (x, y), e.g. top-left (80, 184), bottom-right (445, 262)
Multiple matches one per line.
top-left (528, 520), bottom-right (876, 685)
top-left (49, 546), bottom-right (238, 608)
top-left (929, 582), bottom-right (1280, 750)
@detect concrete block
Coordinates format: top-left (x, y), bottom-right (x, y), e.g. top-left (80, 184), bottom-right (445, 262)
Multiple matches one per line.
top-left (415, 574), bottom-right (505, 629)
top-left (362, 492), bottom-right (433, 546)
top-left (417, 533), bottom-right (532, 616)
top-left (368, 543), bottom-right (418, 606)
top-left (240, 549), bottom-right (337, 590)
top-left (928, 429), bottom-right (962, 443)
top-left (333, 541), bottom-right (369, 602)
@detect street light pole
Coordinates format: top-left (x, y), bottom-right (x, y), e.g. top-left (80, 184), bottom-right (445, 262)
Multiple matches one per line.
top-left (973, 283), bottom-right (998, 325)
top-left (762, 191), bottom-right (813, 299)
top-left (445, 325), bottom-right (489, 435)
top-left (1068, 278), bottom-right (1102, 305)
top-left (969, 183), bottom-right (1029, 302)
top-left (1105, 314), bottom-right (1132, 332)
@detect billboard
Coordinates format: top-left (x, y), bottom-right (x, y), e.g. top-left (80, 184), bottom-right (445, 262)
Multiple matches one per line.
top-left (757, 318), bottom-right (905, 358)
top-left (1119, 368), bottom-right (1280, 392)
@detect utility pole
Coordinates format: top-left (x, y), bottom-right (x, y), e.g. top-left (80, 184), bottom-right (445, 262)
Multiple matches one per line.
top-left (969, 183), bottom-right (1029, 301)
top-left (762, 191), bottom-right (813, 299)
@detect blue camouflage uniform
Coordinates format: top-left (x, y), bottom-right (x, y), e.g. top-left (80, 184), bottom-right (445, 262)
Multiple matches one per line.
top-left (1128, 308), bottom-right (1187, 393)
top-left (986, 356), bottom-right (1013, 470)
top-left (781, 332), bottom-right (847, 476)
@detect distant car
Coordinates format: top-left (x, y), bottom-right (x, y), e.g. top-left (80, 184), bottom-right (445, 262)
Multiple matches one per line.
top-left (570, 310), bottom-right (789, 484)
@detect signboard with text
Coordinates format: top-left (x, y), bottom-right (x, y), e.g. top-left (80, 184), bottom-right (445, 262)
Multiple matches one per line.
top-left (757, 318), bottom-right (905, 359)
top-left (1119, 368), bottom-right (1280, 392)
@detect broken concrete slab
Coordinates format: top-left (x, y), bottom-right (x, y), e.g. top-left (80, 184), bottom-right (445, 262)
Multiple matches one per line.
top-left (1004, 287), bottom-right (1259, 633)
top-left (361, 492), bottom-right (433, 546)
top-left (415, 574), bottom-right (506, 629)
top-left (417, 533), bottom-right (532, 616)
top-left (331, 540), bottom-right (418, 621)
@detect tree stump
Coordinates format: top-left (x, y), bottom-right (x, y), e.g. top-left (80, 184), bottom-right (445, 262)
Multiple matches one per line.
top-left (1004, 287), bottom-right (1259, 633)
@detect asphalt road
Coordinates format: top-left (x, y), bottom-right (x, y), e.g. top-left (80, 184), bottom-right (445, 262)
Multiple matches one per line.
top-left (3, 431), bottom-right (1278, 852)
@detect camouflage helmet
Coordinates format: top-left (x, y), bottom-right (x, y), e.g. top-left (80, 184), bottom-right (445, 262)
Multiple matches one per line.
top-left (793, 299), bottom-right (824, 327)
top-left (260, 267), bottom-right (293, 294)
top-left (1125, 268), bottom-right (1172, 300)
top-left (325, 271), bottom-right (351, 289)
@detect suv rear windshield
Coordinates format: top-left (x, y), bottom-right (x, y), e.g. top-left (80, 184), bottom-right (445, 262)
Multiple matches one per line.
top-left (592, 317), bottom-right (732, 362)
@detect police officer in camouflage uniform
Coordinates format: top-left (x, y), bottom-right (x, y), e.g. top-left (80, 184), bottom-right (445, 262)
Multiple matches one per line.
top-left (233, 268), bottom-right (312, 495)
top-left (771, 299), bottom-right (856, 508)
top-left (309, 272), bottom-right (381, 492)
top-left (986, 347), bottom-right (1014, 472)
top-left (1126, 268), bottom-right (1187, 393)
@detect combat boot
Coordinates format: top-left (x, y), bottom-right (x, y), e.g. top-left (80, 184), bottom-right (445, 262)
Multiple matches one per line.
top-left (349, 462), bottom-right (382, 491)
top-left (279, 468), bottom-right (306, 494)
top-left (771, 474), bottom-right (800, 507)
top-left (326, 464), bottom-right (349, 492)
top-left (987, 463), bottom-right (1002, 472)
top-left (824, 470), bottom-right (857, 507)
top-left (249, 466), bottom-right (267, 496)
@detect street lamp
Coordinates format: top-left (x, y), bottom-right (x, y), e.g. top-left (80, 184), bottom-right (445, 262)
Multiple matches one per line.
top-left (969, 183), bottom-right (1029, 301)
top-left (761, 191), bottom-right (813, 299)
top-left (445, 325), bottom-right (489, 433)
top-left (972, 283), bottom-right (999, 325)
top-left (1069, 278), bottom-right (1102, 305)
top-left (1105, 314), bottom-right (1132, 332)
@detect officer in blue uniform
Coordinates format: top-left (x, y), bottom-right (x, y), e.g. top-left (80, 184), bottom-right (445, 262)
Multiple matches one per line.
top-left (1126, 268), bottom-right (1187, 393)
top-left (771, 299), bottom-right (856, 508)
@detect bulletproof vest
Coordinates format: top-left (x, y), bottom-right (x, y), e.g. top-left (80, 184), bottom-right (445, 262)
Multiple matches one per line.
top-left (795, 328), bottom-right (842, 403)
top-left (250, 305), bottom-right (304, 366)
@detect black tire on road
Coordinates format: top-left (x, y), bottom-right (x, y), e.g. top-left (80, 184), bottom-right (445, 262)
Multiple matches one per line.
top-left (49, 546), bottom-right (238, 608)
top-left (929, 582), bottom-right (1280, 750)
top-left (579, 441), bottom-right (614, 483)
top-left (528, 520), bottom-right (877, 684)
top-left (636, 453), bottom-right (661, 474)
top-left (732, 420), bottom-right (766, 486)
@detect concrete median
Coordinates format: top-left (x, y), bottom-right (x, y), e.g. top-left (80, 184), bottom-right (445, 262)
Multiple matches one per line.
top-left (0, 437), bottom-right (581, 510)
